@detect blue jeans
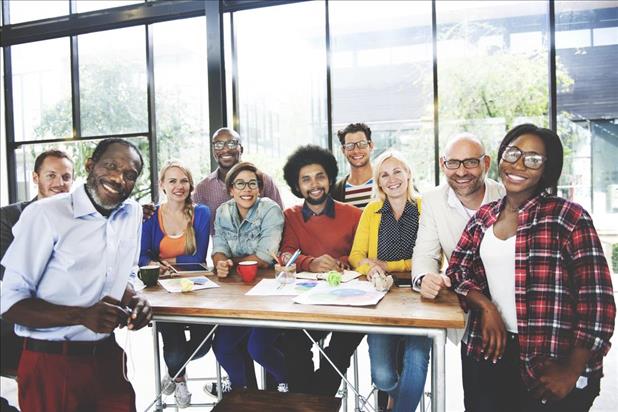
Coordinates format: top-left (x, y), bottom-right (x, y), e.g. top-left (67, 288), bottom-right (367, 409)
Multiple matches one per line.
top-left (159, 323), bottom-right (214, 377)
top-left (368, 334), bottom-right (431, 412)
top-left (213, 326), bottom-right (286, 387)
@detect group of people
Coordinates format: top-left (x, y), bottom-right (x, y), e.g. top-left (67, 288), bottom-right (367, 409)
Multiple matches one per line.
top-left (0, 122), bottom-right (614, 412)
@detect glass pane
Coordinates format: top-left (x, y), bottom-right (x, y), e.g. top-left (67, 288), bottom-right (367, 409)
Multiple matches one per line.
top-left (79, 26), bottom-right (148, 136)
top-left (11, 38), bottom-right (72, 142)
top-left (329, 0), bottom-right (434, 190)
top-left (437, 1), bottom-right (549, 183)
top-left (556, 1), bottom-right (618, 249)
top-left (75, 0), bottom-right (143, 13)
top-left (152, 17), bottom-right (210, 188)
top-left (233, 1), bottom-right (327, 206)
top-left (9, 0), bottom-right (68, 24)
top-left (14, 137), bottom-right (152, 203)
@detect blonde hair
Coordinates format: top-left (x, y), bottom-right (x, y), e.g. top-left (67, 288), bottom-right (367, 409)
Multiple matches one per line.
top-left (372, 150), bottom-right (419, 203)
top-left (159, 160), bottom-right (197, 255)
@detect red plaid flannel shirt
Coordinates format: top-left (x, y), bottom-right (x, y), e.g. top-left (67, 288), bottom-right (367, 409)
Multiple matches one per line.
top-left (446, 193), bottom-right (615, 389)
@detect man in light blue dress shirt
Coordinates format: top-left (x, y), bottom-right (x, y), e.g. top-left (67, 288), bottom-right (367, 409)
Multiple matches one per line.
top-left (0, 139), bottom-right (152, 412)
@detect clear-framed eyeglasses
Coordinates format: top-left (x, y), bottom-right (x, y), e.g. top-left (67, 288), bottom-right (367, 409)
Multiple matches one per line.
top-left (232, 179), bottom-right (259, 190)
top-left (501, 146), bottom-right (546, 170)
top-left (212, 139), bottom-right (240, 151)
top-left (342, 140), bottom-right (370, 151)
top-left (442, 155), bottom-right (486, 170)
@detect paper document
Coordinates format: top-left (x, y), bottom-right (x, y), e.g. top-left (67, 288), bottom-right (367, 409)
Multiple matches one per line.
top-left (295, 270), bottom-right (361, 283)
top-left (158, 276), bottom-right (219, 293)
top-left (245, 278), bottom-right (320, 296)
top-left (293, 280), bottom-right (386, 306)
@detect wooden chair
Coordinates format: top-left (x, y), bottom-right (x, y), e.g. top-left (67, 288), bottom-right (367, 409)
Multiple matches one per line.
top-left (211, 390), bottom-right (341, 412)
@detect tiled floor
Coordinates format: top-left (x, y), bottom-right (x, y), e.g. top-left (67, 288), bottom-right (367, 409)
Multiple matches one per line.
top-left (2, 303), bottom-right (616, 412)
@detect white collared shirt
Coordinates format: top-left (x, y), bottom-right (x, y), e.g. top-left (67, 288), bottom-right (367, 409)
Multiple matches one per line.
top-left (1, 184), bottom-right (142, 341)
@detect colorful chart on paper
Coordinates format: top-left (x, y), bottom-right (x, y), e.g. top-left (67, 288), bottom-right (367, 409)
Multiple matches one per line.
top-left (293, 280), bottom-right (386, 306)
top-left (245, 279), bottom-right (319, 296)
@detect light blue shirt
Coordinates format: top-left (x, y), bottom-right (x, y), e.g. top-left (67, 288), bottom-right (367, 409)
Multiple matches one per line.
top-left (0, 184), bottom-right (142, 341)
top-left (212, 197), bottom-right (284, 264)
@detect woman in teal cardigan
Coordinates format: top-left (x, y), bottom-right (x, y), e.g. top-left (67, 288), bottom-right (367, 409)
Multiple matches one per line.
top-left (350, 150), bottom-right (430, 412)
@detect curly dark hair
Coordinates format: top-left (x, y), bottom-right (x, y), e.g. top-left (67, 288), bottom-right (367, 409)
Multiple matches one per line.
top-left (90, 138), bottom-right (144, 175)
top-left (497, 123), bottom-right (563, 195)
top-left (283, 145), bottom-right (339, 198)
top-left (336, 123), bottom-right (372, 145)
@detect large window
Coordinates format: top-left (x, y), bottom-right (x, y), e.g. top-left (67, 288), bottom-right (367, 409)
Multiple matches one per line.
top-left (555, 1), bottom-right (618, 236)
top-left (436, 0), bottom-right (549, 182)
top-left (11, 38), bottom-right (72, 142)
top-left (153, 17), bottom-right (210, 184)
top-left (329, 1), bottom-right (434, 190)
top-left (230, 1), bottom-right (328, 205)
top-left (79, 26), bottom-right (148, 137)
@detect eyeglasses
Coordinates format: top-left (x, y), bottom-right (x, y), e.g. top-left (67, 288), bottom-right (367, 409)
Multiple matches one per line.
top-left (212, 139), bottom-right (240, 151)
top-left (442, 155), bottom-right (486, 170)
top-left (342, 140), bottom-right (370, 151)
top-left (232, 179), bottom-right (259, 190)
top-left (501, 146), bottom-right (546, 170)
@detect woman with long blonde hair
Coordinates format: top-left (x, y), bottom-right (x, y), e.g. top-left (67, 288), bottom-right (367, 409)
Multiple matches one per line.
top-left (139, 160), bottom-right (212, 408)
top-left (349, 150), bottom-right (429, 412)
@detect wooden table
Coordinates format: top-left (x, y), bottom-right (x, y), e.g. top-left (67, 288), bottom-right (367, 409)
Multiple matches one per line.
top-left (141, 271), bottom-right (464, 412)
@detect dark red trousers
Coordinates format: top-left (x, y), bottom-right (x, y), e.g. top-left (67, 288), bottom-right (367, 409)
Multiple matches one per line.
top-left (17, 339), bottom-right (136, 412)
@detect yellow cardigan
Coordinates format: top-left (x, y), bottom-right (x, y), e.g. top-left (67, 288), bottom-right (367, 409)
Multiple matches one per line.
top-left (349, 198), bottom-right (421, 275)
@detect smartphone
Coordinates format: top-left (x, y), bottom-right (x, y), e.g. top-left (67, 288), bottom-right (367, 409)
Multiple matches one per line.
top-left (394, 276), bottom-right (412, 288)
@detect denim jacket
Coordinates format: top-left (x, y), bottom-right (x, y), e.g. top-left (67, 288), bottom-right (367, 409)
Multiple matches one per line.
top-left (212, 197), bottom-right (284, 264)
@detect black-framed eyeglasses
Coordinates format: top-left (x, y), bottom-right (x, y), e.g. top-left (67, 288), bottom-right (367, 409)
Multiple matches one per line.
top-left (342, 140), bottom-right (370, 151)
top-left (501, 146), bottom-right (546, 170)
top-left (442, 155), bottom-right (486, 170)
top-left (232, 179), bottom-right (259, 190)
top-left (212, 139), bottom-right (240, 150)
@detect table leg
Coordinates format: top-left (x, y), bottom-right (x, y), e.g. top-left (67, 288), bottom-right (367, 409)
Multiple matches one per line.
top-left (152, 321), bottom-right (163, 411)
top-left (431, 329), bottom-right (446, 412)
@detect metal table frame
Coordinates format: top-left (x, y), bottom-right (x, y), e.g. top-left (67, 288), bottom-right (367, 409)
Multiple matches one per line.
top-left (148, 314), bottom-right (447, 412)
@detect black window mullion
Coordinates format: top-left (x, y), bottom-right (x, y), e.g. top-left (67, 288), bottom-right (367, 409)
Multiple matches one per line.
top-left (547, 0), bottom-right (557, 132)
top-left (206, 0), bottom-right (226, 173)
top-left (324, 0), bottom-right (333, 152)
top-left (145, 24), bottom-right (159, 203)
top-left (432, 0), bottom-right (440, 186)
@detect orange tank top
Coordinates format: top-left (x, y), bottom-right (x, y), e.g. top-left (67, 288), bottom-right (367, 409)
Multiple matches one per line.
top-left (158, 208), bottom-right (187, 259)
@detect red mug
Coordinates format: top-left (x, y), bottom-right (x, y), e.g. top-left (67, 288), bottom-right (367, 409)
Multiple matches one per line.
top-left (237, 260), bottom-right (258, 283)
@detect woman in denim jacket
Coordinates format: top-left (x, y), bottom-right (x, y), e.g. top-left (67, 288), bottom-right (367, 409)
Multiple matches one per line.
top-left (211, 162), bottom-right (287, 392)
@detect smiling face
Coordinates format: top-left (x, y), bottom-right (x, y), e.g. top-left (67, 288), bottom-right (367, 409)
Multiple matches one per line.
top-left (85, 143), bottom-right (141, 210)
top-left (230, 170), bottom-right (260, 213)
top-left (298, 163), bottom-right (330, 206)
top-left (212, 131), bottom-right (242, 171)
top-left (499, 133), bottom-right (546, 198)
top-left (378, 157), bottom-right (410, 201)
top-left (160, 166), bottom-right (191, 203)
top-left (342, 131), bottom-right (373, 169)
top-left (33, 156), bottom-right (74, 199)
top-left (441, 138), bottom-right (489, 198)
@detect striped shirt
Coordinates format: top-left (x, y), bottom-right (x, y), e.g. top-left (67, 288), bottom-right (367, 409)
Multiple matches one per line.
top-left (344, 178), bottom-right (373, 209)
top-left (446, 193), bottom-right (615, 389)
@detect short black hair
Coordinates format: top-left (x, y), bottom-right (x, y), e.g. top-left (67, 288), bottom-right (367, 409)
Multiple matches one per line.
top-left (498, 123), bottom-right (563, 195)
top-left (225, 161), bottom-right (264, 191)
top-left (90, 138), bottom-right (144, 174)
top-left (34, 149), bottom-right (73, 174)
top-left (336, 123), bottom-right (372, 145)
top-left (283, 145), bottom-right (339, 198)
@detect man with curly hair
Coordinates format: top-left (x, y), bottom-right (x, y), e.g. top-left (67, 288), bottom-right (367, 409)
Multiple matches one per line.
top-left (279, 145), bottom-right (363, 395)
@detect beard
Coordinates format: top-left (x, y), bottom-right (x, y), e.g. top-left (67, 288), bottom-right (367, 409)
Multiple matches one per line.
top-left (86, 173), bottom-right (128, 210)
top-left (305, 192), bottom-right (328, 205)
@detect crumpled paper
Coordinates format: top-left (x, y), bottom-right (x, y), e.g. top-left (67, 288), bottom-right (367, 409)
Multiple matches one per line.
top-left (371, 273), bottom-right (394, 292)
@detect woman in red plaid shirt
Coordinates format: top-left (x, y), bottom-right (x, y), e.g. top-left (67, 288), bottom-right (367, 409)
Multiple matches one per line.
top-left (446, 124), bottom-right (615, 412)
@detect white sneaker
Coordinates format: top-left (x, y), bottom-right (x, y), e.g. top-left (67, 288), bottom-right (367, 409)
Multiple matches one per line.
top-left (161, 374), bottom-right (176, 396)
top-left (277, 383), bottom-right (289, 393)
top-left (204, 377), bottom-right (232, 398)
top-left (174, 381), bottom-right (192, 408)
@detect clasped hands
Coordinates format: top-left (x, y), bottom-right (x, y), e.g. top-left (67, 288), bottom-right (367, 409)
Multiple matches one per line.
top-left (82, 295), bottom-right (152, 334)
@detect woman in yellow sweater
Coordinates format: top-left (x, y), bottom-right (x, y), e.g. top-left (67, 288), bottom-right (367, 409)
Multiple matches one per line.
top-left (350, 150), bottom-right (429, 412)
